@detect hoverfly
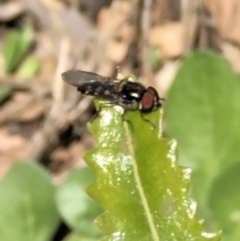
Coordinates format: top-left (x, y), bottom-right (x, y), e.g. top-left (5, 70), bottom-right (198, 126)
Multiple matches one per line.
top-left (62, 70), bottom-right (165, 114)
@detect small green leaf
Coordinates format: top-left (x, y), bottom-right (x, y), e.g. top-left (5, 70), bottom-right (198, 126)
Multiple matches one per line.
top-left (17, 56), bottom-right (40, 78)
top-left (84, 103), bottom-right (221, 240)
top-left (4, 26), bottom-right (34, 73)
top-left (0, 162), bottom-right (60, 241)
top-left (4, 30), bottom-right (19, 73)
top-left (56, 167), bottom-right (103, 238)
top-left (18, 25), bottom-right (34, 59)
top-left (0, 87), bottom-right (12, 103)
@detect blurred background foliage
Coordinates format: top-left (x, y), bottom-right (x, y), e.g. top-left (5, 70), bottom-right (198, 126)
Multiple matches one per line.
top-left (0, 0), bottom-right (240, 240)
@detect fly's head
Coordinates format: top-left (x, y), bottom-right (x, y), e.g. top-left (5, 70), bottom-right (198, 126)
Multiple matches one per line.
top-left (139, 87), bottom-right (164, 112)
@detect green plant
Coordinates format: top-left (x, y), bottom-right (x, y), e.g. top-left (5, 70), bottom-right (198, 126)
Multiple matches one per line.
top-left (56, 166), bottom-right (103, 239)
top-left (0, 104), bottom-right (221, 241)
top-left (81, 103), bottom-right (220, 241)
top-left (165, 51), bottom-right (240, 241)
top-left (3, 25), bottom-right (40, 77)
top-left (0, 86), bottom-right (12, 103)
top-left (0, 162), bottom-right (59, 241)
top-left (0, 163), bottom-right (102, 241)
top-left (0, 52), bottom-right (229, 240)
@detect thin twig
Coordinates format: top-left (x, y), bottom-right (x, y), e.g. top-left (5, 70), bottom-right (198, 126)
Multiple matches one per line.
top-left (181, 0), bottom-right (201, 54)
top-left (141, 0), bottom-right (153, 84)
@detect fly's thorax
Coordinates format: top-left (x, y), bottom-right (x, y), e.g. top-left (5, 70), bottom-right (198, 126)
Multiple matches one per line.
top-left (118, 81), bottom-right (145, 101)
top-left (114, 78), bottom-right (128, 92)
top-left (116, 81), bottom-right (146, 110)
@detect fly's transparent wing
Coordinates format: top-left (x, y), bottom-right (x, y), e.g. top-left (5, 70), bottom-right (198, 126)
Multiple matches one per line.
top-left (62, 70), bottom-right (121, 101)
top-left (62, 70), bottom-right (113, 87)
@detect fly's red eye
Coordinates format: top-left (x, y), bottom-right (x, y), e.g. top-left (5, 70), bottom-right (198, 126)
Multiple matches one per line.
top-left (140, 87), bottom-right (161, 112)
top-left (146, 86), bottom-right (158, 97)
top-left (141, 91), bottom-right (155, 111)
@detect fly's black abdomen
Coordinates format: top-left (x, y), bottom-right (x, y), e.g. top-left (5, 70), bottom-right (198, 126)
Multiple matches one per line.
top-left (77, 81), bottom-right (118, 100)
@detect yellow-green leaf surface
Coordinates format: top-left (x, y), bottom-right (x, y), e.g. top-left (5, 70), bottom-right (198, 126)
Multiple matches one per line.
top-left (84, 103), bottom-right (221, 241)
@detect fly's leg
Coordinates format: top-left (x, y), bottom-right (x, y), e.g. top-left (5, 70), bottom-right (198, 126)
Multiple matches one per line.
top-left (89, 102), bottom-right (114, 123)
top-left (122, 111), bottom-right (155, 130)
top-left (89, 107), bottom-right (100, 123)
top-left (121, 109), bottom-right (134, 131)
top-left (140, 112), bottom-right (156, 129)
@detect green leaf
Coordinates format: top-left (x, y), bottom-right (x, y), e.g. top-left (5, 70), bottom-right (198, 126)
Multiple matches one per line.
top-left (4, 30), bottom-right (19, 73)
top-left (0, 87), bottom-right (12, 103)
top-left (0, 162), bottom-right (60, 241)
top-left (63, 232), bottom-right (98, 241)
top-left (84, 103), bottom-right (221, 241)
top-left (4, 26), bottom-right (34, 73)
top-left (223, 222), bottom-right (240, 241)
top-left (17, 56), bottom-right (40, 78)
top-left (56, 167), bottom-right (103, 238)
top-left (16, 26), bottom-right (34, 69)
top-left (208, 162), bottom-right (240, 240)
top-left (165, 51), bottom-right (240, 214)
